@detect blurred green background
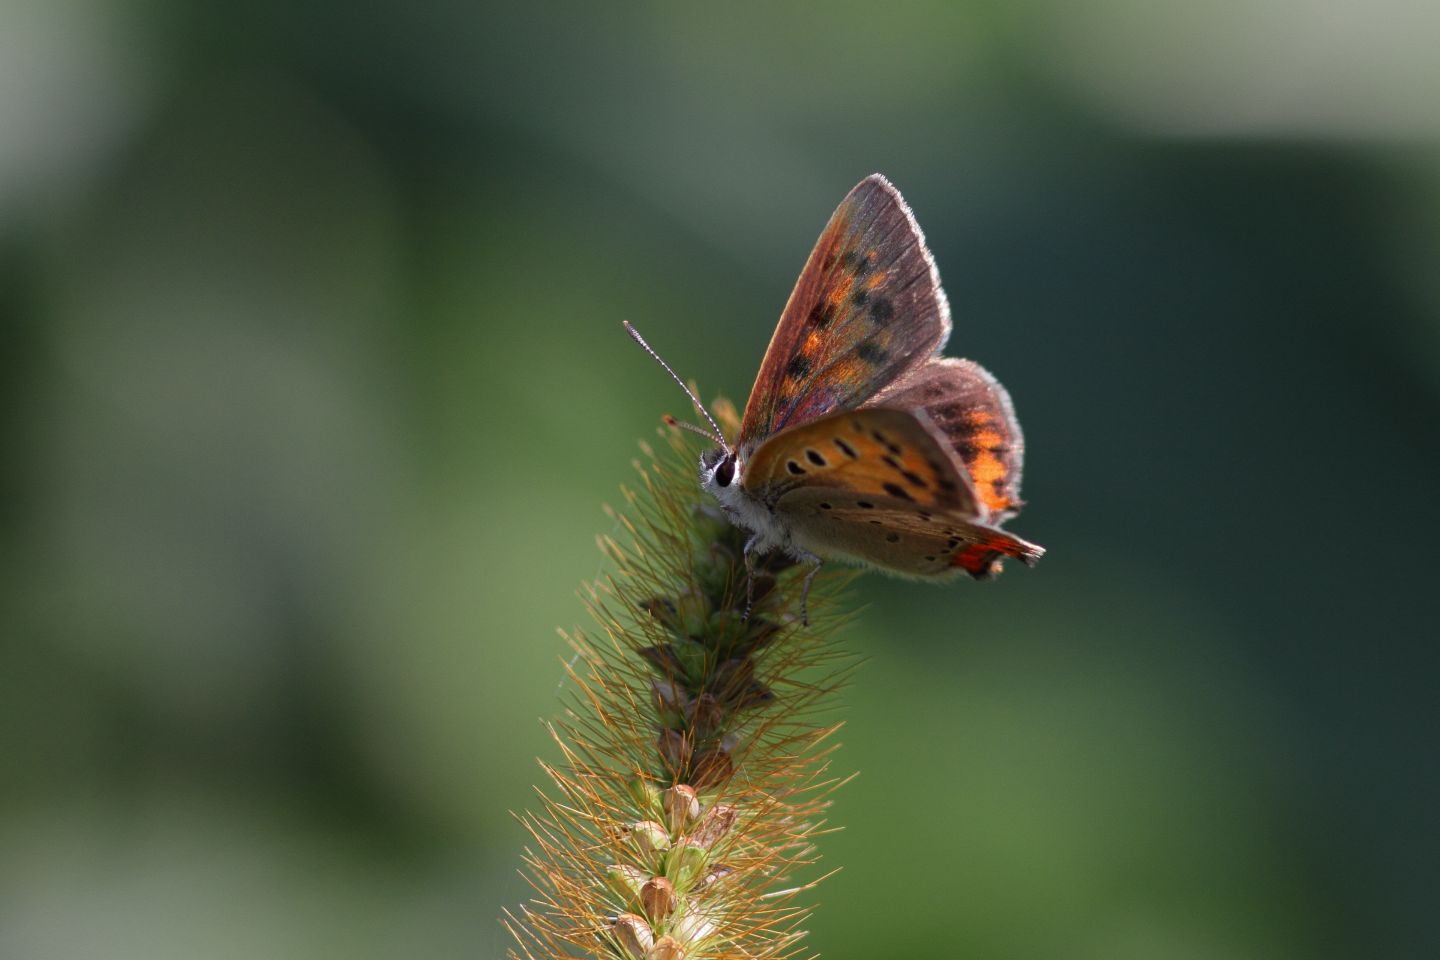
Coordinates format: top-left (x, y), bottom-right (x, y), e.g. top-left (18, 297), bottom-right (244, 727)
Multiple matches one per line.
top-left (2, 2), bottom-right (1437, 958)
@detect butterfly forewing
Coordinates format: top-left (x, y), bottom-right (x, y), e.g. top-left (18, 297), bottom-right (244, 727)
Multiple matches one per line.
top-left (741, 407), bottom-right (980, 515)
top-left (868, 357), bottom-right (1027, 520)
top-left (738, 174), bottom-right (951, 452)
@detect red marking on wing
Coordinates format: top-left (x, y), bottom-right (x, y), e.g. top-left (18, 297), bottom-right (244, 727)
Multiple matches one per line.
top-left (950, 529), bottom-right (1044, 579)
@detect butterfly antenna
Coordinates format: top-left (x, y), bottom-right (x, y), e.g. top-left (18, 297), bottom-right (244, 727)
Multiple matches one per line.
top-left (622, 321), bottom-right (731, 452)
top-left (662, 414), bottom-right (725, 445)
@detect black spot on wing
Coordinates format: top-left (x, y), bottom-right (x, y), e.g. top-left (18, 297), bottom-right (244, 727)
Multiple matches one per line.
top-left (833, 437), bottom-right (858, 459)
top-left (871, 430), bottom-right (902, 456)
top-left (856, 341), bottom-right (889, 365)
top-left (857, 501), bottom-right (875, 509)
top-left (901, 470), bottom-right (929, 489)
top-left (869, 297), bottom-right (894, 324)
top-left (805, 448), bottom-right (827, 466)
top-left (851, 289), bottom-right (869, 307)
top-left (882, 482), bottom-right (913, 501)
top-left (808, 301), bottom-right (835, 328)
top-left (786, 355), bottom-right (812, 379)
top-left (885, 532), bottom-right (900, 543)
top-left (786, 460), bottom-right (806, 475)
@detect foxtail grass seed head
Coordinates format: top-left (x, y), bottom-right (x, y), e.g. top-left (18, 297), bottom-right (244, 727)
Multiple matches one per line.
top-left (668, 839), bottom-right (711, 888)
top-left (641, 876), bottom-right (678, 922)
top-left (649, 935), bottom-right (686, 960)
top-left (613, 913), bottom-right (655, 959)
top-left (664, 784), bottom-right (701, 832)
top-left (671, 904), bottom-right (719, 946)
top-left (628, 820), bottom-right (672, 860)
top-left (606, 863), bottom-right (649, 905)
top-left (690, 803), bottom-right (737, 849)
top-left (506, 416), bottom-right (858, 960)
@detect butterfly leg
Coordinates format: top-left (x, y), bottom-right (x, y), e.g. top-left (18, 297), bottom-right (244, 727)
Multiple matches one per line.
top-left (741, 534), bottom-right (817, 623)
top-left (794, 549), bottom-right (823, 627)
top-left (741, 534), bottom-right (761, 621)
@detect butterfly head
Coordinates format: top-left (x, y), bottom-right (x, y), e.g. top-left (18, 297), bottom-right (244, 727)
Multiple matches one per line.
top-left (698, 446), bottom-right (770, 534)
top-left (699, 447), bottom-right (740, 494)
top-left (624, 319), bottom-right (743, 496)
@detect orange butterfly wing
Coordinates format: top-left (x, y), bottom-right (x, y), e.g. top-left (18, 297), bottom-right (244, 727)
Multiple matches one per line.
top-left (737, 175), bottom-right (951, 454)
top-left (868, 357), bottom-right (1027, 521)
top-left (742, 407), bottom-right (979, 514)
top-left (743, 407), bottom-right (1042, 578)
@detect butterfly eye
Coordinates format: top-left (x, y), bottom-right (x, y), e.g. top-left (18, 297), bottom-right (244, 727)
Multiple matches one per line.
top-left (715, 455), bottom-right (736, 488)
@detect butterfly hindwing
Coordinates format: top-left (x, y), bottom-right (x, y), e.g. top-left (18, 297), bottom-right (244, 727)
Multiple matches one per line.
top-left (743, 406), bottom-right (1043, 579)
top-left (737, 175), bottom-right (951, 453)
top-left (741, 407), bottom-right (979, 515)
top-left (868, 357), bottom-right (1026, 521)
top-left (773, 489), bottom-right (1044, 580)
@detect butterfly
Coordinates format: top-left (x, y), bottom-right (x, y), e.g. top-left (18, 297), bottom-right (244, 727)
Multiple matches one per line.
top-left (626, 173), bottom-right (1043, 623)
